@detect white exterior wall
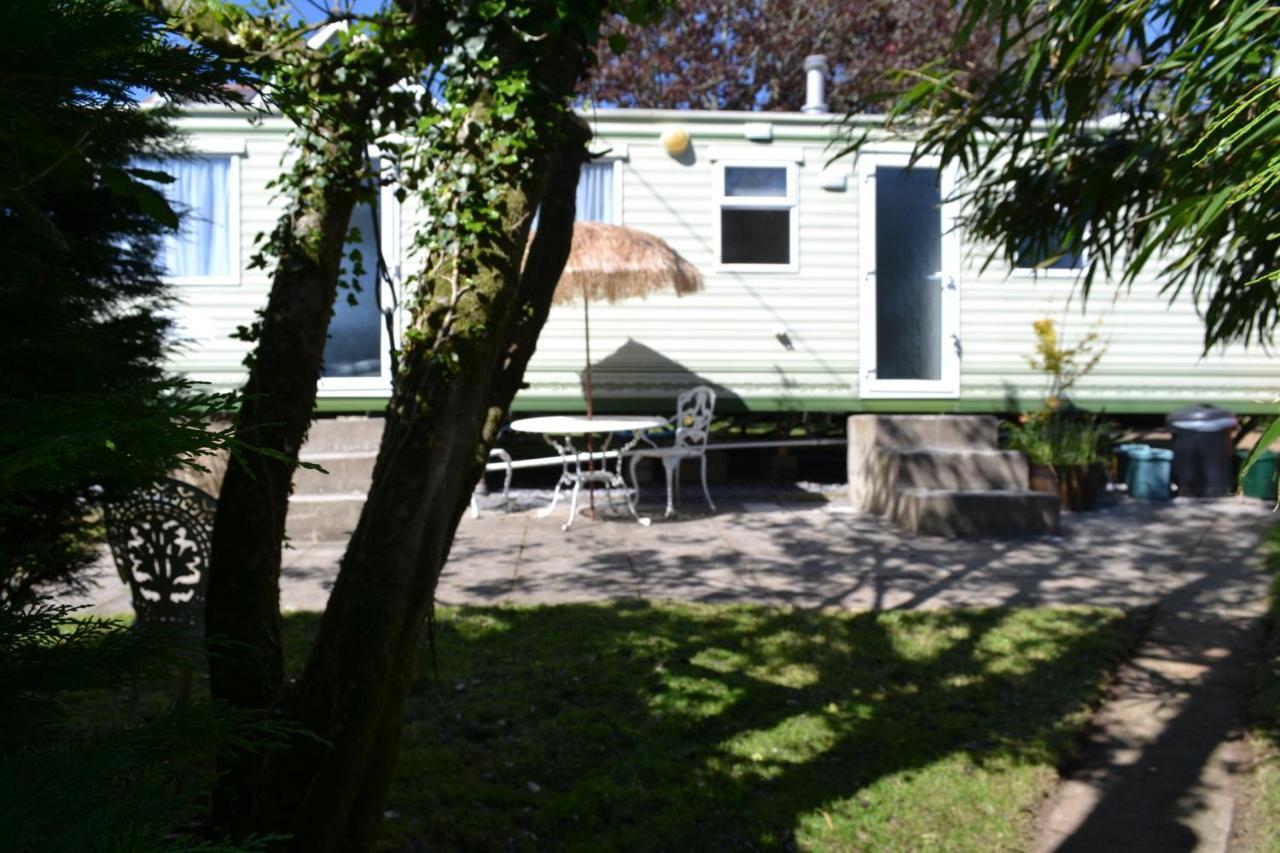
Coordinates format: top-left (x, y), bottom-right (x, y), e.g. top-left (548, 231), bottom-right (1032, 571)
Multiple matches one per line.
top-left (525, 111), bottom-right (860, 411)
top-left (958, 250), bottom-right (1278, 413)
top-left (165, 106), bottom-right (1279, 414)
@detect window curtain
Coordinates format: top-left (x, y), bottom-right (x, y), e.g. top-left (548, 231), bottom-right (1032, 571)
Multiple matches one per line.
top-left (575, 161), bottom-right (615, 223)
top-left (136, 156), bottom-right (231, 278)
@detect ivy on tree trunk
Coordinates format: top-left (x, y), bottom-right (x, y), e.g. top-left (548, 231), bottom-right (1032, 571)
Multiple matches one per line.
top-left (140, 1), bottom-right (666, 847)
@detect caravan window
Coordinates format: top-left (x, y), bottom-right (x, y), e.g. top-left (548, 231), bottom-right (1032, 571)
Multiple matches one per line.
top-left (576, 160), bottom-right (619, 223)
top-left (532, 159), bottom-right (620, 228)
top-left (1013, 227), bottom-right (1085, 274)
top-left (716, 163), bottom-right (798, 270)
top-left (135, 155), bottom-right (239, 285)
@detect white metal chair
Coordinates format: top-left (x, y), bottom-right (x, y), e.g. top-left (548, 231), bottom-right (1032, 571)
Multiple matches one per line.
top-left (102, 477), bottom-right (215, 710)
top-left (627, 386), bottom-right (717, 517)
top-left (469, 447), bottom-right (514, 518)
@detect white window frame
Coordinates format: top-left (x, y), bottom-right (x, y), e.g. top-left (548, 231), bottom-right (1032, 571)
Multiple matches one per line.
top-left (713, 160), bottom-right (800, 273)
top-left (317, 175), bottom-right (401, 396)
top-left (857, 151), bottom-right (962, 400)
top-left (160, 152), bottom-right (242, 288)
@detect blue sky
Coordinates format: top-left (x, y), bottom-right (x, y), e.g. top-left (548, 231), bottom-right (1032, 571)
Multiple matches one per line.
top-left (245, 0), bottom-right (385, 23)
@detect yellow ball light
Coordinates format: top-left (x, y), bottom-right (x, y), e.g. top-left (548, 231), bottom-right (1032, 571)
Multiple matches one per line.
top-left (660, 126), bottom-right (690, 157)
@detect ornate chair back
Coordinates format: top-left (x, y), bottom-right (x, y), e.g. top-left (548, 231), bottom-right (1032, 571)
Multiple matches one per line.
top-left (673, 385), bottom-right (716, 451)
top-left (103, 478), bottom-right (216, 637)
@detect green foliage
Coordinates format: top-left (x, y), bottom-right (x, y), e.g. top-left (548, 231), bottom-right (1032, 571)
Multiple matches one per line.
top-left (0, 0), bottom-right (241, 604)
top-left (1003, 318), bottom-right (1111, 467)
top-left (1002, 413), bottom-right (1112, 468)
top-left (855, 0), bottom-right (1280, 351)
top-left (0, 603), bottom-right (288, 852)
top-left (1025, 317), bottom-right (1106, 415)
top-left (1240, 416), bottom-right (1280, 499)
top-left (387, 0), bottom-right (669, 421)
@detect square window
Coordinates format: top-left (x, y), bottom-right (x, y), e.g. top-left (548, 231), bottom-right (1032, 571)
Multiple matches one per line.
top-left (135, 155), bottom-right (238, 283)
top-left (715, 162), bottom-right (798, 270)
top-left (1014, 231), bottom-right (1084, 272)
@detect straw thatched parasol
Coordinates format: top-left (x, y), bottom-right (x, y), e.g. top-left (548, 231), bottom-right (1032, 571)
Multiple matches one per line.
top-left (551, 222), bottom-right (703, 417)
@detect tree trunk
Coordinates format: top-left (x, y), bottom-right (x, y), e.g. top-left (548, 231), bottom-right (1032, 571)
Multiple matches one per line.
top-left (205, 133), bottom-right (365, 829)
top-left (251, 114), bottom-right (590, 851)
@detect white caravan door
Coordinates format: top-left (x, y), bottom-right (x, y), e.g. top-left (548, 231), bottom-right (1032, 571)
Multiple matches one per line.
top-left (857, 153), bottom-right (960, 399)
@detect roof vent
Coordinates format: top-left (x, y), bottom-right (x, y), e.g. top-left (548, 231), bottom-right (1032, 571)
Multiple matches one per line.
top-left (802, 55), bottom-right (829, 115)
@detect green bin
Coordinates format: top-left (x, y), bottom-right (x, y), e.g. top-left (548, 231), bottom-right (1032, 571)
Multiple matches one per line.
top-left (1236, 449), bottom-right (1279, 501)
top-left (1127, 446), bottom-right (1172, 501)
top-left (1115, 443), bottom-right (1146, 485)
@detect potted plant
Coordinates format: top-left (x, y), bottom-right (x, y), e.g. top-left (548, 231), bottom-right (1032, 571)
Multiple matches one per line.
top-left (1002, 317), bottom-right (1113, 510)
top-left (1003, 414), bottom-right (1112, 510)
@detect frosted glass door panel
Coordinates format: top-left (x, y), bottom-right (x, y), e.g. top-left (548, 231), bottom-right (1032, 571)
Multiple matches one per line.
top-left (875, 167), bottom-right (942, 381)
top-left (323, 199), bottom-right (383, 378)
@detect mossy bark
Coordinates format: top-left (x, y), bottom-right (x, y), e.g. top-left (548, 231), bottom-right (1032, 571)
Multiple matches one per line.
top-left (204, 134), bottom-right (364, 831)
top-left (249, 115), bottom-right (590, 851)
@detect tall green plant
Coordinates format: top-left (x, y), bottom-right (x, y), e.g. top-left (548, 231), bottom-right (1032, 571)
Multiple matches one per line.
top-left (0, 0), bottom-right (238, 605)
top-left (1026, 317), bottom-right (1105, 416)
top-left (848, 0), bottom-right (1280, 351)
top-left (1003, 318), bottom-right (1111, 467)
top-left (0, 2), bottom-right (257, 847)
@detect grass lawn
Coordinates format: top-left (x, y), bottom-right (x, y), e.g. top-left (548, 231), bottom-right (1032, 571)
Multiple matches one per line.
top-left (283, 602), bottom-right (1138, 851)
top-left (1242, 523), bottom-right (1280, 852)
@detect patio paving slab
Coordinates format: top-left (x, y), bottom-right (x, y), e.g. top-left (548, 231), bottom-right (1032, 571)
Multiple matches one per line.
top-left (67, 495), bottom-right (1273, 618)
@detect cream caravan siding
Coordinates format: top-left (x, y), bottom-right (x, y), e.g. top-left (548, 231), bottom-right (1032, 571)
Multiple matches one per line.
top-left (522, 111), bottom-right (861, 411)
top-left (958, 250), bottom-right (1280, 413)
top-left (166, 107), bottom-right (1279, 414)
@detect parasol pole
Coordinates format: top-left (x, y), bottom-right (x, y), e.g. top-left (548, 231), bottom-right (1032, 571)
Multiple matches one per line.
top-left (583, 288), bottom-right (594, 418)
top-left (584, 283), bottom-right (596, 514)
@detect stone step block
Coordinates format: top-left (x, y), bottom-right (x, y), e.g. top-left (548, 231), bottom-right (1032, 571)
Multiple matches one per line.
top-left (889, 488), bottom-right (1060, 538)
top-left (847, 415), bottom-right (1006, 511)
top-left (847, 414), bottom-right (999, 453)
top-left (285, 493), bottom-right (366, 543)
top-left (887, 448), bottom-right (1029, 492)
top-left (293, 452), bottom-right (377, 494)
top-left (302, 416), bottom-right (385, 454)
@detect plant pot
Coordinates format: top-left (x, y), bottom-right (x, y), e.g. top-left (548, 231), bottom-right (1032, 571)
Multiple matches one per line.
top-left (1028, 463), bottom-right (1059, 494)
top-left (1055, 462), bottom-right (1108, 511)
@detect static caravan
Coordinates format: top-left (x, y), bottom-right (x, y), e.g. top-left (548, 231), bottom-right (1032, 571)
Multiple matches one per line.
top-left (160, 101), bottom-right (1278, 418)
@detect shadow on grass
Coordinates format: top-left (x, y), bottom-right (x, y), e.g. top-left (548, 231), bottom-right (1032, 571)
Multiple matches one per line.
top-left (286, 602), bottom-right (1139, 850)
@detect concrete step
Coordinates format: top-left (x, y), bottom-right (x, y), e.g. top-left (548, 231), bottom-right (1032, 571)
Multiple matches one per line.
top-left (889, 487), bottom-right (1060, 538)
top-left (886, 447), bottom-right (1029, 492)
top-left (848, 415), bottom-right (1006, 512)
top-left (293, 452), bottom-right (376, 494)
top-left (847, 414), bottom-right (999, 453)
top-left (286, 492), bottom-right (366, 543)
top-left (302, 416), bottom-right (385, 453)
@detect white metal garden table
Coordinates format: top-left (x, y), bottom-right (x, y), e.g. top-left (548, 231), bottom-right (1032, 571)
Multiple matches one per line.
top-left (509, 415), bottom-right (668, 530)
